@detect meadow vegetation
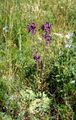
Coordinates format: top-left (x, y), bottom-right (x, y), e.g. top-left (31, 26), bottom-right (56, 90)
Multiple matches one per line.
top-left (0, 0), bottom-right (76, 120)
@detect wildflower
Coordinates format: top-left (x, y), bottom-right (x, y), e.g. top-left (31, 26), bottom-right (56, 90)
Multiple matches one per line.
top-left (41, 22), bottom-right (52, 47)
top-left (43, 33), bottom-right (51, 42)
top-left (33, 52), bottom-right (41, 63)
top-left (41, 22), bottom-right (51, 34)
top-left (65, 44), bottom-right (71, 48)
top-left (70, 80), bottom-right (75, 84)
top-left (3, 26), bottom-right (8, 33)
top-left (27, 22), bottom-right (36, 35)
top-left (65, 32), bottom-right (75, 39)
top-left (64, 39), bottom-right (72, 48)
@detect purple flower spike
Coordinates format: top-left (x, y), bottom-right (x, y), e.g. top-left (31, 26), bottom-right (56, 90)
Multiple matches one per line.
top-left (43, 33), bottom-right (51, 42)
top-left (28, 23), bottom-right (36, 35)
top-left (33, 52), bottom-right (41, 63)
top-left (41, 22), bottom-right (51, 34)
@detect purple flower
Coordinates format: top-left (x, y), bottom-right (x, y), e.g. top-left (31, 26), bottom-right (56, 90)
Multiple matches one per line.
top-left (33, 52), bottom-right (41, 63)
top-left (27, 23), bottom-right (36, 35)
top-left (43, 33), bottom-right (51, 42)
top-left (41, 22), bottom-right (51, 34)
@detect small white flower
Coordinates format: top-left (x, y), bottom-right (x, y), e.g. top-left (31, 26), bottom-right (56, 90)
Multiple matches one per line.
top-left (65, 44), bottom-right (71, 48)
top-left (65, 32), bottom-right (74, 39)
top-left (3, 26), bottom-right (8, 33)
top-left (64, 39), bottom-right (72, 48)
top-left (70, 80), bottom-right (75, 84)
top-left (9, 95), bottom-right (14, 100)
